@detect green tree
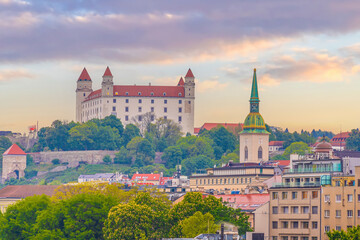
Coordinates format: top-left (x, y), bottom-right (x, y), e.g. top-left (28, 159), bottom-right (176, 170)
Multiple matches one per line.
top-left (283, 141), bottom-right (311, 158)
top-left (162, 146), bottom-right (183, 168)
top-left (346, 129), bottom-right (360, 151)
top-left (0, 195), bottom-right (51, 240)
top-left (114, 146), bottom-right (132, 164)
top-left (100, 115), bottom-right (124, 136)
top-left (327, 225), bottom-right (360, 240)
top-left (122, 124), bottom-right (141, 146)
top-left (68, 121), bottom-right (98, 150)
top-left (102, 155), bottom-right (112, 164)
top-left (181, 155), bottom-right (213, 176)
top-left (180, 211), bottom-right (219, 237)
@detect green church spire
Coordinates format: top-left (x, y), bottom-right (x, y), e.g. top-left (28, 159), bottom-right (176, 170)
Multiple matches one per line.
top-left (250, 68), bottom-right (259, 113)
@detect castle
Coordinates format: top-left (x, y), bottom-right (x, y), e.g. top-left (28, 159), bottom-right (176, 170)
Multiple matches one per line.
top-left (76, 67), bottom-right (195, 134)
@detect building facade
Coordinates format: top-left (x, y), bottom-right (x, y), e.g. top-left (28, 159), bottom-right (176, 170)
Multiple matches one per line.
top-left (76, 67), bottom-right (195, 134)
top-left (1, 144), bottom-right (27, 183)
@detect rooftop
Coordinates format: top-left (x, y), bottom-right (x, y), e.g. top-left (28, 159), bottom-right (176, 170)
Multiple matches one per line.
top-left (3, 144), bottom-right (26, 155)
top-left (0, 185), bottom-right (59, 198)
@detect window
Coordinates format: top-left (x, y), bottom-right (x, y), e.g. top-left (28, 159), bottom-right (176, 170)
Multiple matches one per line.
top-left (292, 221), bottom-right (299, 228)
top-left (325, 226), bottom-right (330, 232)
top-left (138, 107), bottom-right (142, 112)
top-left (302, 191), bottom-right (308, 199)
top-left (178, 116), bottom-right (182, 122)
top-left (151, 92), bottom-right (154, 96)
top-left (282, 192), bottom-right (288, 199)
top-left (164, 107), bottom-right (167, 113)
top-left (138, 116), bottom-right (142, 121)
top-left (292, 206), bottom-right (299, 214)
top-left (291, 237), bottom-right (298, 240)
top-left (179, 100), bottom-right (182, 104)
top-left (348, 210), bottom-right (353, 217)
top-left (113, 99), bottom-right (116, 103)
top-left (272, 192), bottom-right (278, 200)
top-left (125, 92), bottom-right (129, 96)
top-left (348, 194), bottom-right (353, 202)
top-left (324, 195), bottom-right (330, 202)
top-left (281, 221), bottom-right (289, 228)
top-left (272, 237), bottom-right (278, 240)
top-left (335, 226), bottom-right (341, 231)
top-left (336, 194), bottom-right (341, 202)
top-left (138, 99), bottom-right (142, 103)
top-left (138, 92), bottom-right (141, 96)
top-left (312, 206), bottom-right (318, 214)
top-left (163, 92), bottom-right (166, 96)
top-left (324, 210), bottom-right (330, 218)
top-left (125, 107), bottom-right (129, 112)
top-left (112, 106), bottom-right (116, 111)
top-left (302, 222), bottom-right (309, 229)
top-left (150, 107), bottom-right (154, 112)
top-left (292, 192), bottom-right (298, 199)
top-left (302, 206), bottom-right (309, 214)
top-left (281, 237), bottom-right (288, 240)
top-left (258, 146), bottom-right (263, 159)
top-left (179, 107), bottom-right (182, 113)
top-left (312, 222), bottom-right (318, 229)
top-left (272, 206), bottom-right (278, 214)
top-left (245, 146), bottom-right (248, 160)
top-left (312, 237), bottom-right (318, 240)
top-left (151, 115), bottom-right (155, 121)
top-left (125, 99), bottom-right (129, 103)
top-left (164, 116), bottom-right (167, 120)
top-left (312, 191), bottom-right (318, 199)
top-left (336, 210), bottom-right (341, 218)
top-left (125, 116), bottom-right (129, 121)
top-left (151, 99), bottom-right (154, 104)
top-left (282, 206), bottom-right (289, 214)
top-left (272, 221), bottom-right (278, 229)
top-left (178, 93), bottom-right (182, 96)
top-left (164, 99), bottom-right (167, 104)
top-left (301, 238), bottom-right (309, 240)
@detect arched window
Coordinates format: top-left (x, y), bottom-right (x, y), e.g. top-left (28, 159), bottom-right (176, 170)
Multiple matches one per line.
top-left (258, 146), bottom-right (263, 160)
top-left (245, 146), bottom-right (248, 161)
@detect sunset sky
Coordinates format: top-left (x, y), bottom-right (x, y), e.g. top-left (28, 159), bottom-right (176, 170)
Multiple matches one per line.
top-left (1, 0), bottom-right (360, 134)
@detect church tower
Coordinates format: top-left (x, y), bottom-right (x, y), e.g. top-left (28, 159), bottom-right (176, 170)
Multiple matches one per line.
top-left (183, 68), bottom-right (195, 134)
top-left (101, 66), bottom-right (113, 97)
top-left (76, 68), bottom-right (93, 122)
top-left (239, 69), bottom-right (270, 163)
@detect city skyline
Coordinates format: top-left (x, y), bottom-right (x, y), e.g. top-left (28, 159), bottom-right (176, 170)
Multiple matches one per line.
top-left (1, 0), bottom-right (360, 133)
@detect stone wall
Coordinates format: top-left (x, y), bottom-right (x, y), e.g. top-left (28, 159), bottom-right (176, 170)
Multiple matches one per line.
top-left (30, 150), bottom-right (117, 167)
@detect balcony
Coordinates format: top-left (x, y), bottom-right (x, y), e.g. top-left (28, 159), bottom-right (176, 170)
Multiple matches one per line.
top-left (272, 182), bottom-right (321, 188)
top-left (278, 213), bottom-right (310, 220)
top-left (279, 228), bottom-right (310, 235)
top-left (284, 168), bottom-right (340, 174)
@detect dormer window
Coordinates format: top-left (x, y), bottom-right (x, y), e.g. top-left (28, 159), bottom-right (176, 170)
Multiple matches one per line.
top-left (125, 92), bottom-right (129, 96)
top-left (163, 92), bottom-right (166, 96)
top-left (138, 92), bottom-right (141, 96)
top-left (115, 92), bottom-right (118, 95)
top-left (151, 92), bottom-right (154, 96)
top-left (178, 93), bottom-right (182, 96)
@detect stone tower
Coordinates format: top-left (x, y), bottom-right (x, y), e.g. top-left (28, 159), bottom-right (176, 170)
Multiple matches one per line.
top-left (183, 68), bottom-right (195, 134)
top-left (76, 68), bottom-right (93, 122)
top-left (1, 144), bottom-right (27, 183)
top-left (101, 66), bottom-right (114, 97)
top-left (239, 69), bottom-right (270, 163)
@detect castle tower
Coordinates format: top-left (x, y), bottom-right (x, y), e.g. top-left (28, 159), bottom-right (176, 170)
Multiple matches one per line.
top-left (76, 68), bottom-right (93, 122)
top-left (101, 66), bottom-right (114, 97)
top-left (1, 144), bottom-right (27, 183)
top-left (183, 68), bottom-right (195, 134)
top-left (239, 69), bottom-right (270, 163)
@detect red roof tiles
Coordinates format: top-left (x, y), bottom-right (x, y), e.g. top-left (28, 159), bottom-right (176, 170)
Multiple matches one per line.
top-left (78, 67), bottom-right (91, 81)
top-left (269, 141), bottom-right (284, 146)
top-left (177, 77), bottom-right (185, 86)
top-left (113, 85), bottom-right (185, 98)
top-left (131, 174), bottom-right (160, 181)
top-left (213, 193), bottom-right (270, 211)
top-left (103, 66), bottom-right (113, 77)
top-left (185, 68), bottom-right (194, 78)
top-left (3, 144), bottom-right (26, 155)
top-left (0, 185), bottom-right (59, 198)
top-left (159, 177), bottom-right (173, 185)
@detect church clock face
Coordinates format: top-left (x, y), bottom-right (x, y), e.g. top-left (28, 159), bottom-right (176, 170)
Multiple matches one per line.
top-left (251, 103), bottom-right (258, 112)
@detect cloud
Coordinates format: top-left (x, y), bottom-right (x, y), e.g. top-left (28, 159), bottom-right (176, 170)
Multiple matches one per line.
top-left (196, 78), bottom-right (229, 93)
top-left (1, 1), bottom-right (360, 63)
top-left (0, 69), bottom-right (35, 82)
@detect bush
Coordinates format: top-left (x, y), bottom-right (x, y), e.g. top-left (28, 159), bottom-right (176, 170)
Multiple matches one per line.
top-left (103, 155), bottom-right (112, 164)
top-left (25, 170), bottom-right (38, 179)
top-left (52, 159), bottom-right (60, 165)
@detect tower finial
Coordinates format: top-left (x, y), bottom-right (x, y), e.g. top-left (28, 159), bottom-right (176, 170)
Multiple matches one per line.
top-left (250, 68), bottom-right (259, 101)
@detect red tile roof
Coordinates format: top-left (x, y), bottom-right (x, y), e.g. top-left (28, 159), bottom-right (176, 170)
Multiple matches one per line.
top-left (269, 141), bottom-right (284, 146)
top-left (213, 193), bottom-right (270, 211)
top-left (159, 177), bottom-right (173, 185)
top-left (198, 123), bottom-right (243, 135)
top-left (177, 77), bottom-right (185, 86)
top-left (0, 185), bottom-right (59, 198)
top-left (131, 174), bottom-right (160, 181)
top-left (185, 68), bottom-right (194, 78)
top-left (84, 89), bottom-right (102, 102)
top-left (331, 132), bottom-right (350, 144)
top-left (78, 67), bottom-right (91, 81)
top-left (3, 144), bottom-right (26, 155)
top-left (103, 66), bottom-right (113, 77)
top-left (194, 127), bottom-right (201, 134)
top-left (273, 160), bottom-right (290, 166)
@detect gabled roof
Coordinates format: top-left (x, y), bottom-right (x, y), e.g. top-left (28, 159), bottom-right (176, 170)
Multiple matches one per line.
top-left (131, 174), bottom-right (160, 181)
top-left (3, 144), bottom-right (26, 155)
top-left (198, 123), bottom-right (243, 135)
top-left (103, 66), bottom-right (113, 77)
top-left (159, 177), bottom-right (173, 185)
top-left (177, 77), bottom-right (185, 86)
top-left (331, 132), bottom-right (350, 143)
top-left (0, 185), bottom-right (59, 198)
top-left (185, 68), bottom-right (194, 78)
top-left (194, 127), bottom-right (201, 134)
top-left (78, 67), bottom-right (91, 81)
top-left (213, 193), bottom-right (270, 211)
top-left (269, 141), bottom-right (284, 146)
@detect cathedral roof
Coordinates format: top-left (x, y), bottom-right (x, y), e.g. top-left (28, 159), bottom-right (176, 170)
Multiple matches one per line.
top-left (78, 67), bottom-right (91, 81)
top-left (3, 144), bottom-right (26, 155)
top-left (250, 68), bottom-right (259, 102)
top-left (177, 77), bottom-right (185, 86)
top-left (185, 68), bottom-right (194, 78)
top-left (103, 66), bottom-right (113, 77)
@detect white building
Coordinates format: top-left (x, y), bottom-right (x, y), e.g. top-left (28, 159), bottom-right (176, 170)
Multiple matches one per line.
top-left (76, 67), bottom-right (195, 134)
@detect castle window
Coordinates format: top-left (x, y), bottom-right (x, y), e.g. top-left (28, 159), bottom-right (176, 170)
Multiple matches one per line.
top-left (139, 99), bottom-right (142, 104)
top-left (151, 107), bottom-right (154, 112)
top-left (138, 107), bottom-right (142, 112)
top-left (113, 99), bottom-right (116, 103)
top-left (125, 99), bottom-right (129, 103)
top-left (188, 101), bottom-right (191, 104)
top-left (179, 107), bottom-right (182, 113)
top-left (112, 106), bottom-right (116, 111)
top-left (164, 99), bottom-right (167, 104)
top-left (151, 92), bottom-right (154, 96)
top-left (125, 116), bottom-right (129, 121)
top-left (115, 92), bottom-right (118, 95)
top-left (138, 92), bottom-right (141, 96)
top-left (245, 146), bottom-right (248, 161)
top-left (164, 107), bottom-right (167, 113)
top-left (258, 146), bottom-right (263, 160)
top-left (138, 116), bottom-right (142, 121)
top-left (151, 115), bottom-right (155, 121)
top-left (163, 92), bottom-right (166, 96)
top-left (151, 99), bottom-right (154, 104)
top-left (126, 92), bottom-right (129, 96)
top-left (83, 93), bottom-right (85, 96)
top-left (178, 116), bottom-right (182, 122)
top-left (164, 116), bottom-right (167, 120)
top-left (125, 107), bottom-right (129, 112)
top-left (178, 93), bottom-right (182, 96)
top-left (179, 100), bottom-right (182, 104)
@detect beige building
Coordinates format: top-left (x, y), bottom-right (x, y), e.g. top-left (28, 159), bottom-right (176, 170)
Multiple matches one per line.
top-left (76, 67), bottom-right (195, 134)
top-left (1, 144), bottom-right (27, 183)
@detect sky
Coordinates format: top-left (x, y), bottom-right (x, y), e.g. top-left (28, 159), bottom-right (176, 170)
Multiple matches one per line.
top-left (1, 0), bottom-right (360, 134)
